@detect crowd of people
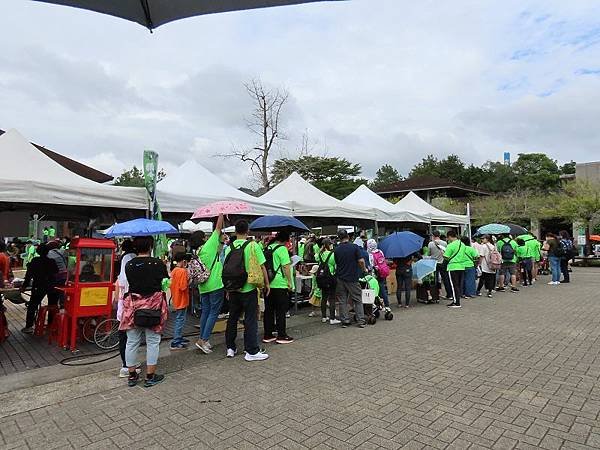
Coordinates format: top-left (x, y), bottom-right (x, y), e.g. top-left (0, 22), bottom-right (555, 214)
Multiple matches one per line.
top-left (1, 220), bottom-right (580, 389)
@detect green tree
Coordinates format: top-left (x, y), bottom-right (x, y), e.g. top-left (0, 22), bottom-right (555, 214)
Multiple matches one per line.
top-left (430, 196), bottom-right (466, 215)
top-left (271, 155), bottom-right (366, 199)
top-left (370, 164), bottom-right (402, 190)
top-left (478, 161), bottom-right (517, 193)
top-left (113, 165), bottom-right (166, 187)
top-left (560, 161), bottom-right (576, 175)
top-left (512, 153), bottom-right (561, 191)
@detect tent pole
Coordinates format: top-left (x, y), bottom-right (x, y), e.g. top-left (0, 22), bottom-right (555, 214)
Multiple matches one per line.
top-left (374, 221), bottom-right (380, 239)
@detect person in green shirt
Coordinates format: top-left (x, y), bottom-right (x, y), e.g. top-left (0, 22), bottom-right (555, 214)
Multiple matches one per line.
top-left (461, 236), bottom-right (480, 298)
top-left (316, 238), bottom-right (338, 324)
top-left (496, 235), bottom-right (519, 292)
top-left (223, 220), bottom-right (270, 362)
top-left (516, 238), bottom-right (533, 287)
top-left (521, 233), bottom-right (541, 282)
top-left (263, 231), bottom-right (294, 345)
top-left (195, 214), bottom-right (225, 354)
top-left (48, 225), bottom-right (56, 239)
top-left (42, 227), bottom-right (49, 243)
top-left (443, 230), bottom-right (469, 308)
top-left (298, 238), bottom-right (306, 261)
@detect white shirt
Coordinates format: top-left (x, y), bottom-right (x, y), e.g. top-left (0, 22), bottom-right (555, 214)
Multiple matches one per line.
top-left (479, 243), bottom-right (496, 274)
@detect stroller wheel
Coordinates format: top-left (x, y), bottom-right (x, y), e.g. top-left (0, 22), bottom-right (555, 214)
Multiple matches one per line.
top-left (374, 310), bottom-right (380, 319)
top-left (384, 311), bottom-right (394, 321)
top-left (367, 315), bottom-right (377, 325)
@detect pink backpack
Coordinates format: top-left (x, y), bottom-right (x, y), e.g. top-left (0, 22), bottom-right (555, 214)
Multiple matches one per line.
top-left (373, 250), bottom-right (390, 279)
top-left (488, 244), bottom-right (503, 270)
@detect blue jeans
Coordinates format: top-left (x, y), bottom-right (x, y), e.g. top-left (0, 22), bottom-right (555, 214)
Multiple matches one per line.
top-left (125, 327), bottom-right (161, 366)
top-left (378, 279), bottom-right (389, 307)
top-left (200, 289), bottom-right (224, 341)
top-left (549, 256), bottom-right (561, 282)
top-left (463, 267), bottom-right (477, 296)
top-left (172, 308), bottom-right (187, 345)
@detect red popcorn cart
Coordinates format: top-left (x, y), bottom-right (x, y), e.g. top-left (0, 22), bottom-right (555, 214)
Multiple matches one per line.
top-left (57, 238), bottom-right (117, 351)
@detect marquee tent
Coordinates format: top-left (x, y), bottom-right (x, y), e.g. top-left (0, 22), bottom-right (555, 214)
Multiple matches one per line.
top-left (158, 160), bottom-right (289, 216)
top-left (343, 185), bottom-right (430, 224)
top-left (393, 191), bottom-right (469, 225)
top-left (260, 172), bottom-right (380, 222)
top-left (0, 129), bottom-right (147, 211)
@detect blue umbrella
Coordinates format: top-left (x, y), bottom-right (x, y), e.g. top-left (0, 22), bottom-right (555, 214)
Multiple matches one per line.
top-left (379, 232), bottom-right (424, 258)
top-left (104, 218), bottom-right (177, 237)
top-left (249, 215), bottom-right (310, 232)
top-left (412, 259), bottom-right (437, 281)
top-left (474, 223), bottom-right (511, 236)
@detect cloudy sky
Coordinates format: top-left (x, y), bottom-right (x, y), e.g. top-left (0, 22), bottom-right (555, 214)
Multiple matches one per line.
top-left (1, 0), bottom-right (599, 188)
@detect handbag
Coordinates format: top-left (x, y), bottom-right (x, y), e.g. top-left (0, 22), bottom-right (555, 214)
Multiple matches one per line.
top-left (134, 308), bottom-right (162, 328)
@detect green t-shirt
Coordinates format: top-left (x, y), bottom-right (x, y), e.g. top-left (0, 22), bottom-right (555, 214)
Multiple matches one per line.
top-left (497, 238), bottom-right (518, 264)
top-left (463, 246), bottom-right (479, 269)
top-left (531, 239), bottom-right (541, 261)
top-left (443, 240), bottom-right (470, 272)
top-left (48, 227), bottom-right (56, 238)
top-left (298, 243), bottom-right (305, 260)
top-left (268, 243), bottom-right (291, 289)
top-left (199, 231), bottom-right (223, 294)
top-left (316, 250), bottom-right (336, 276)
top-left (224, 239), bottom-right (266, 293)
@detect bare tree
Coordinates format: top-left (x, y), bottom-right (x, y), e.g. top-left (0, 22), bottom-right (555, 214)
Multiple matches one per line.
top-left (220, 79), bottom-right (289, 192)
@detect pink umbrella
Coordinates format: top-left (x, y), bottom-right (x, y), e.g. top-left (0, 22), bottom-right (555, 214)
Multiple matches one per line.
top-left (191, 201), bottom-right (252, 219)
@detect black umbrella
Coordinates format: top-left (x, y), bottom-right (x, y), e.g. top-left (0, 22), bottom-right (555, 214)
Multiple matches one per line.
top-left (34, 0), bottom-right (344, 31)
top-left (249, 215), bottom-right (310, 233)
top-left (504, 223), bottom-right (528, 236)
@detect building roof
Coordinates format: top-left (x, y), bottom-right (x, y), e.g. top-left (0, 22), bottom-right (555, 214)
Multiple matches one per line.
top-left (0, 129), bottom-right (113, 183)
top-left (375, 175), bottom-right (490, 197)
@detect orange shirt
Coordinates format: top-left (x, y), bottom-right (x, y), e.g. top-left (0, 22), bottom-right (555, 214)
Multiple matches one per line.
top-left (170, 267), bottom-right (189, 310)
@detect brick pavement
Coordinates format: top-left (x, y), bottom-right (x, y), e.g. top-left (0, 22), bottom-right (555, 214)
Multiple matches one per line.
top-left (1, 268), bottom-right (600, 449)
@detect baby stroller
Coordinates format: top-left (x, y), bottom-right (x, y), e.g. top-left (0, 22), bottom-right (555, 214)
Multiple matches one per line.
top-left (359, 275), bottom-right (393, 325)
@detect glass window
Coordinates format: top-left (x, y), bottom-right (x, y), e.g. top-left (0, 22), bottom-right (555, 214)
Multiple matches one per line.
top-left (78, 248), bottom-right (113, 283)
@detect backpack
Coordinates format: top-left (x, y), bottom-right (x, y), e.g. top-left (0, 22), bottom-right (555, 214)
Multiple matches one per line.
top-left (264, 244), bottom-right (284, 282)
top-left (315, 252), bottom-right (336, 290)
top-left (560, 239), bottom-right (577, 259)
top-left (372, 250), bottom-right (390, 279)
top-left (303, 242), bottom-right (316, 263)
top-left (222, 241), bottom-right (250, 291)
top-left (488, 244), bottom-right (503, 270)
top-left (188, 254), bottom-right (210, 288)
top-left (500, 240), bottom-right (515, 262)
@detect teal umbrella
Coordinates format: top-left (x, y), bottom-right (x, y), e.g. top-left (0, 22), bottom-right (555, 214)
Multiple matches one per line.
top-left (474, 223), bottom-right (511, 236)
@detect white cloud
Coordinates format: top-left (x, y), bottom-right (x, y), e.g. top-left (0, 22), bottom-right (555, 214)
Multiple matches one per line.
top-left (0, 0), bottom-right (599, 186)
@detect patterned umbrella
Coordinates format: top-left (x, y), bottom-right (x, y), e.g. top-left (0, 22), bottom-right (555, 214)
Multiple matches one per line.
top-left (191, 201), bottom-right (251, 219)
top-left (474, 223), bottom-right (511, 236)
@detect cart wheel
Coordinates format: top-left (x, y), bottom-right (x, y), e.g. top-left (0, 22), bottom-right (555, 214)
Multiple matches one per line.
top-left (385, 311), bottom-right (394, 321)
top-left (367, 315), bottom-right (377, 325)
top-left (94, 318), bottom-right (120, 350)
top-left (82, 317), bottom-right (97, 343)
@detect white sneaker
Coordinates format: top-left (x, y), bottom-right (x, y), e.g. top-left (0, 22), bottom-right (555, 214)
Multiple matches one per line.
top-left (195, 340), bottom-right (212, 354)
top-left (547, 281), bottom-right (555, 285)
top-left (244, 350), bottom-right (269, 361)
top-left (321, 317), bottom-right (328, 323)
top-left (448, 305), bottom-right (462, 309)
top-left (226, 348), bottom-right (236, 358)
top-left (329, 319), bottom-right (341, 325)
top-left (285, 312), bottom-right (291, 318)
top-left (308, 311), bottom-right (317, 317)
top-left (206, 341), bottom-right (213, 350)
top-left (119, 367), bottom-right (141, 378)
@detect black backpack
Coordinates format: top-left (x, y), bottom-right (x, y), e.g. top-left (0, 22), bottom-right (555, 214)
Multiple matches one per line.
top-left (264, 244), bottom-right (284, 282)
top-left (500, 240), bottom-right (515, 262)
top-left (315, 252), bottom-right (336, 290)
top-left (222, 241), bottom-right (250, 291)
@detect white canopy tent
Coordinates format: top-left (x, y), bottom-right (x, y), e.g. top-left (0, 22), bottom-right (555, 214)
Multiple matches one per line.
top-left (0, 129), bottom-right (147, 210)
top-left (343, 185), bottom-right (430, 224)
top-left (393, 191), bottom-right (469, 225)
top-left (157, 160), bottom-right (290, 216)
top-left (260, 172), bottom-right (379, 221)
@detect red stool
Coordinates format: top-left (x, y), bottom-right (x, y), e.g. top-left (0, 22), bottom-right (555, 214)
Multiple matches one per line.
top-left (48, 311), bottom-right (67, 345)
top-left (34, 305), bottom-right (59, 337)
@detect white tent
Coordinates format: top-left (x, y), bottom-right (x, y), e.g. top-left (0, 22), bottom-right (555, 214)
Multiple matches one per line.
top-left (260, 172), bottom-right (379, 221)
top-left (393, 191), bottom-right (469, 225)
top-left (0, 129), bottom-right (147, 210)
top-left (343, 185), bottom-right (430, 223)
top-left (157, 160), bottom-right (289, 216)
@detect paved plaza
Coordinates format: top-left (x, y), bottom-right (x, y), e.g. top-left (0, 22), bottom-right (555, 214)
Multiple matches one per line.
top-left (1, 267), bottom-right (600, 449)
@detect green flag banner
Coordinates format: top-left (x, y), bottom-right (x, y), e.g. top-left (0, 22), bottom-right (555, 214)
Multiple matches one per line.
top-left (143, 150), bottom-right (168, 257)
